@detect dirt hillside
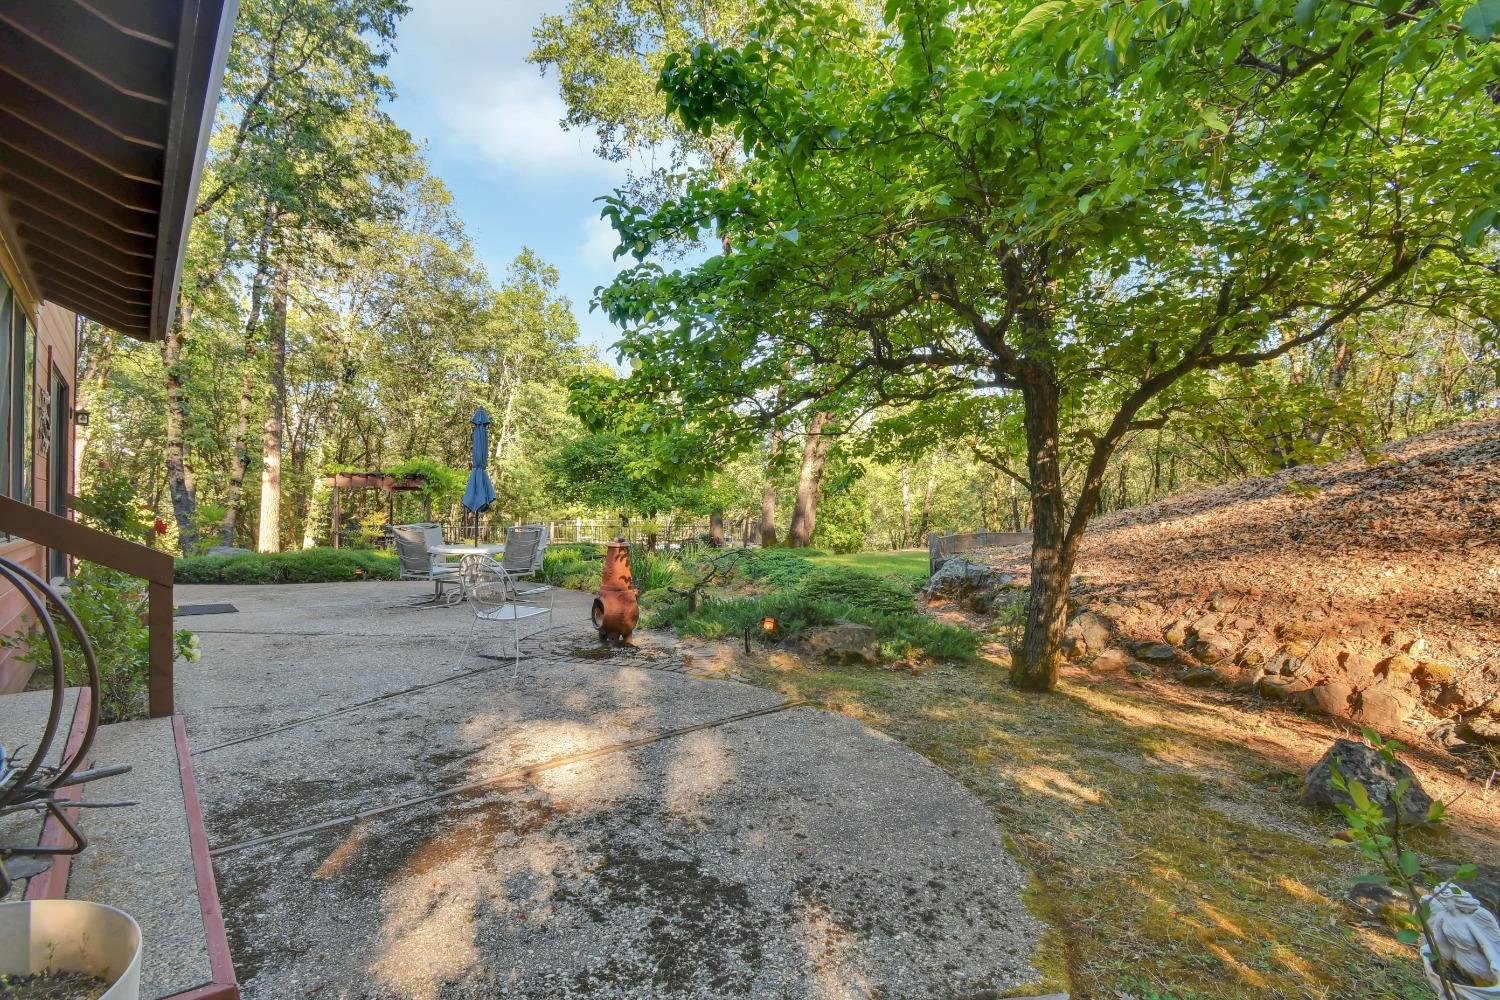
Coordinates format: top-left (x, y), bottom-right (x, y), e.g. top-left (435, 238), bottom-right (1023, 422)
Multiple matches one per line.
top-left (969, 416), bottom-right (1500, 753)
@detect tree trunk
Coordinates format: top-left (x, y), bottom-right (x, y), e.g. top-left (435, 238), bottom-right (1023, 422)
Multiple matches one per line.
top-left (918, 451), bottom-right (938, 542)
top-left (899, 463), bottom-right (912, 548)
top-left (256, 268), bottom-right (288, 553)
top-left (223, 216), bottom-right (274, 546)
top-left (1012, 370), bottom-right (1072, 692)
top-left (73, 326), bottom-right (117, 487)
top-left (162, 302), bottom-right (198, 551)
top-left (787, 411), bottom-right (831, 548)
top-left (708, 510), bottom-right (724, 546)
top-left (759, 426), bottom-right (782, 547)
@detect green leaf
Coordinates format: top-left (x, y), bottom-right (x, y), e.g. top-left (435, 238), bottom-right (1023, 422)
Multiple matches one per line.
top-left (1460, 0), bottom-right (1500, 39)
top-left (1463, 205), bottom-right (1498, 246)
top-left (1010, 0), bottom-right (1067, 39)
top-left (1294, 0), bottom-right (1319, 27)
top-left (1399, 850), bottom-right (1421, 878)
top-left (1200, 107), bottom-right (1230, 133)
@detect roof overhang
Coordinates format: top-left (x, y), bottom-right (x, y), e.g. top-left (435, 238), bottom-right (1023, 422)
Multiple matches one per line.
top-left (0, 0), bottom-right (239, 341)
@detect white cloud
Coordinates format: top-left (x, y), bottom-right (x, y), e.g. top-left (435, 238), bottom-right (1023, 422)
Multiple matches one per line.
top-left (429, 69), bottom-right (620, 182)
top-left (389, 0), bottom-right (626, 184)
top-left (580, 212), bottom-right (624, 272)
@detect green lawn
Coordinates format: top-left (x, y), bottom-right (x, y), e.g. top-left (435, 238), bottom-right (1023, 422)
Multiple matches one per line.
top-left (804, 548), bottom-right (929, 583)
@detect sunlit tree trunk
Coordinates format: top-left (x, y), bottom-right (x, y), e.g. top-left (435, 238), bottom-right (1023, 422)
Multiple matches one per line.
top-left (73, 325), bottom-right (116, 487)
top-left (162, 303), bottom-right (198, 551)
top-left (256, 268), bottom-right (288, 553)
top-left (1012, 370), bottom-right (1071, 692)
top-left (918, 451), bottom-right (938, 542)
top-left (224, 214), bottom-right (274, 546)
top-left (899, 462), bottom-right (912, 547)
top-left (787, 411), bottom-right (831, 548)
top-left (759, 426), bottom-right (782, 546)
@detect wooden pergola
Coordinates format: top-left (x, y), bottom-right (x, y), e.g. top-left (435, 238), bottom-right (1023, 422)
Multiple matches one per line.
top-left (322, 471), bottom-right (429, 549)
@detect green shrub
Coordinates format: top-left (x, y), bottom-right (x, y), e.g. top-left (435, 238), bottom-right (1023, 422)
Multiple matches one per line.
top-left (741, 548), bottom-right (820, 589)
top-left (630, 550), bottom-right (684, 593)
top-left (540, 543), bottom-right (604, 590)
top-left (796, 566), bottom-right (915, 616)
top-left (174, 547), bottom-right (399, 584)
top-left (3, 562), bottom-right (198, 722)
top-left (647, 590), bottom-right (978, 664)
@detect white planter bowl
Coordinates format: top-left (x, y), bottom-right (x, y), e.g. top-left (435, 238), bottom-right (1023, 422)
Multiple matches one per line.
top-left (0, 900), bottom-right (142, 1000)
top-left (1423, 948), bottom-right (1500, 1000)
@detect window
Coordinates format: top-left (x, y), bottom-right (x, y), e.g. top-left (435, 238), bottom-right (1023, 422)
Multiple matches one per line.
top-left (0, 278), bottom-right (10, 494)
top-left (0, 272), bottom-right (36, 503)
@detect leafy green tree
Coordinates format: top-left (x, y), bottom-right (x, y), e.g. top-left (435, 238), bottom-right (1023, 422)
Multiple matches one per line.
top-left (590, 0), bottom-right (1499, 689)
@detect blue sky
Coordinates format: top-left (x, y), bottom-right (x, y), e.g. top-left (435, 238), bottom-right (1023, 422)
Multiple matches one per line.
top-left (385, 0), bottom-right (662, 357)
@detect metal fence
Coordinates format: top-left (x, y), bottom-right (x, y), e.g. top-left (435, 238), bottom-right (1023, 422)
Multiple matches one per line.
top-left (435, 517), bottom-right (718, 550)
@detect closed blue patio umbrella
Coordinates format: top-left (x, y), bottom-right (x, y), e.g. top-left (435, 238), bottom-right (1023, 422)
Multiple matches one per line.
top-left (462, 407), bottom-right (496, 544)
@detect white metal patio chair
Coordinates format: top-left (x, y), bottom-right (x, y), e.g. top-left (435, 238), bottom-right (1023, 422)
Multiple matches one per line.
top-left (459, 529), bottom-right (553, 670)
top-left (393, 523), bottom-right (462, 606)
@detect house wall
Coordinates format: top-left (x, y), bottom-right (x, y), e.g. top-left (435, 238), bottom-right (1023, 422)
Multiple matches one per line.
top-left (0, 233), bottom-right (78, 691)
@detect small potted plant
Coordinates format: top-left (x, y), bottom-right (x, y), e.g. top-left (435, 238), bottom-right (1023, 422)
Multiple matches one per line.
top-left (0, 899), bottom-right (142, 999)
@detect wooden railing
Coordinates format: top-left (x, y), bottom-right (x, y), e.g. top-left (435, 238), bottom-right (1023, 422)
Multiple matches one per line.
top-left (0, 495), bottom-right (175, 718)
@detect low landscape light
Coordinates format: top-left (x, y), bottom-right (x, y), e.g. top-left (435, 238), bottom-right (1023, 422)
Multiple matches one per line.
top-left (760, 616), bottom-right (777, 635)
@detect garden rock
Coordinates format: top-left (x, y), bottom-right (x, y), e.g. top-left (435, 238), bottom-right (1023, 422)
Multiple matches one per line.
top-left (1136, 642), bottom-right (1180, 663)
top-left (1179, 667), bottom-right (1217, 687)
top-left (924, 559), bottom-right (1001, 596)
top-left (1341, 652), bottom-right (1380, 689)
top-left (1460, 715), bottom-right (1500, 746)
top-left (1090, 648), bottom-right (1135, 675)
top-left (1189, 631), bottom-right (1234, 665)
top-left (1064, 611), bottom-right (1112, 655)
top-left (1302, 681), bottom-right (1354, 718)
top-left (1354, 685), bottom-right (1417, 732)
top-left (782, 621), bottom-right (881, 667)
top-left (1300, 738), bottom-right (1433, 826)
top-left (207, 546), bottom-right (252, 558)
top-left (1126, 661), bottom-right (1155, 678)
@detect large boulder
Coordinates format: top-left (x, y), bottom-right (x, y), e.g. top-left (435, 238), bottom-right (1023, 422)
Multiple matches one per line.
top-left (1300, 738), bottom-right (1433, 826)
top-left (924, 558), bottom-right (996, 594)
top-left (781, 621), bottom-right (881, 667)
top-left (923, 559), bottom-right (1018, 614)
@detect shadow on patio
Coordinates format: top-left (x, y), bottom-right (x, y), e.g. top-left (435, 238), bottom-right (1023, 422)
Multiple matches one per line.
top-left (175, 580), bottom-right (1048, 999)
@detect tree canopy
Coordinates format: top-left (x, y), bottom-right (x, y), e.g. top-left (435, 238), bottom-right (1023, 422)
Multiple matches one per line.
top-left (585, 0), bottom-right (1499, 687)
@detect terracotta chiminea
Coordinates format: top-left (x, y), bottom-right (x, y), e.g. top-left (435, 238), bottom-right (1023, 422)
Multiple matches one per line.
top-left (592, 538), bottom-right (639, 642)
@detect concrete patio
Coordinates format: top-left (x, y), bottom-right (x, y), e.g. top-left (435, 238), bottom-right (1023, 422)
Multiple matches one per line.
top-left (175, 580), bottom-right (1046, 999)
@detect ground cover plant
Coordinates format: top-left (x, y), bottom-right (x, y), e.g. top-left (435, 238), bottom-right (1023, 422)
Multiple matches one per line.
top-left (174, 547), bottom-right (399, 584)
top-left (648, 546), bottom-right (978, 663)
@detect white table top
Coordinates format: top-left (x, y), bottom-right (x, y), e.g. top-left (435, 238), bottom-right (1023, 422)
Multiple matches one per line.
top-left (428, 542), bottom-right (504, 556)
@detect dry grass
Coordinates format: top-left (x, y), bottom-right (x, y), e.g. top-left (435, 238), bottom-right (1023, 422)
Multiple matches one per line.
top-left (731, 646), bottom-right (1499, 1000)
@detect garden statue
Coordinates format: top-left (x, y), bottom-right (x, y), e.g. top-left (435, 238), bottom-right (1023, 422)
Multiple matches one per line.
top-left (1423, 883), bottom-right (1500, 997)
